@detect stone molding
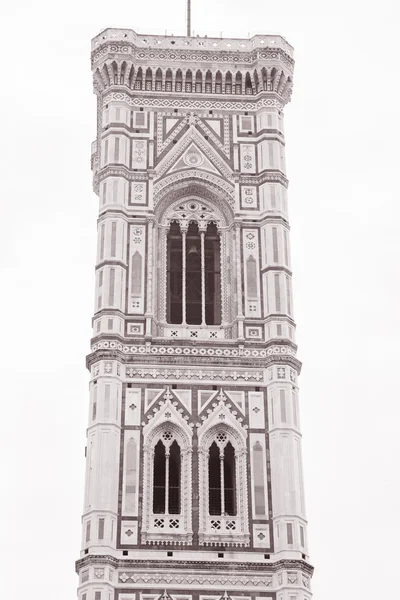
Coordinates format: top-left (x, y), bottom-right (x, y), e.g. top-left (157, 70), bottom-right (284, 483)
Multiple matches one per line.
top-left (86, 349), bottom-right (302, 374)
top-left (119, 572), bottom-right (271, 586)
top-left (76, 555), bottom-right (313, 576)
top-left (91, 340), bottom-right (297, 358)
top-left (124, 367), bottom-right (264, 382)
top-left (91, 29), bottom-right (294, 58)
top-left (103, 91), bottom-right (286, 112)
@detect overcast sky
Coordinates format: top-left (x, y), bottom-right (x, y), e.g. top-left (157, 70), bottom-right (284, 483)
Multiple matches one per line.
top-left (0, 0), bottom-right (399, 598)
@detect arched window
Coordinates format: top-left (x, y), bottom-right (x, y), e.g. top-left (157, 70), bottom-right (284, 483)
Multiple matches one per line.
top-left (208, 439), bottom-right (237, 516)
top-left (165, 69), bottom-right (173, 92)
top-left (128, 65), bottom-right (135, 89)
top-left (253, 70), bottom-right (260, 93)
top-left (235, 72), bottom-right (242, 95)
top-left (175, 70), bottom-right (183, 92)
top-left (120, 62), bottom-right (127, 85)
top-left (215, 71), bottom-right (222, 94)
top-left (261, 67), bottom-right (268, 91)
top-left (155, 68), bottom-right (163, 91)
top-left (135, 67), bottom-right (143, 90)
top-left (153, 436), bottom-right (181, 515)
top-left (195, 70), bottom-right (202, 93)
top-left (225, 72), bottom-right (232, 94)
top-left (142, 413), bottom-right (193, 545)
top-left (245, 72), bottom-right (253, 94)
top-left (205, 70), bottom-right (212, 93)
top-left (145, 68), bottom-right (152, 91)
top-left (111, 61), bottom-right (118, 85)
top-left (271, 67), bottom-right (278, 91)
top-left (185, 70), bottom-right (192, 92)
top-left (166, 220), bottom-right (221, 325)
top-left (102, 64), bottom-right (111, 87)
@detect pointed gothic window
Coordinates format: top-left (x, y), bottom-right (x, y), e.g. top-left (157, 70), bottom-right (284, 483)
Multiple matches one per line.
top-left (208, 440), bottom-right (237, 516)
top-left (153, 440), bottom-right (166, 513)
top-left (225, 72), bottom-right (232, 94)
top-left (165, 69), bottom-right (172, 91)
top-left (153, 438), bottom-right (181, 515)
top-left (205, 70), bottom-right (212, 93)
top-left (175, 70), bottom-right (183, 92)
top-left (245, 72), bottom-right (253, 94)
top-left (185, 70), bottom-right (192, 92)
top-left (215, 71), bottom-right (222, 93)
top-left (195, 70), bottom-right (202, 92)
top-left (145, 68), bottom-right (152, 90)
top-left (166, 221), bottom-right (221, 325)
top-left (155, 68), bottom-right (162, 91)
top-left (235, 72), bottom-right (242, 95)
top-left (135, 67), bottom-right (143, 90)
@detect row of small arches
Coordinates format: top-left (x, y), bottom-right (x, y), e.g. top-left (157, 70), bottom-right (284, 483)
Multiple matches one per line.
top-left (94, 61), bottom-right (292, 98)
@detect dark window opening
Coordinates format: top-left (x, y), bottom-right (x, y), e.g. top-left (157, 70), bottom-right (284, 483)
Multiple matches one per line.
top-left (208, 440), bottom-right (236, 516)
top-left (167, 222), bottom-right (183, 324)
top-left (208, 442), bottom-right (221, 515)
top-left (153, 438), bottom-right (181, 515)
top-left (186, 222), bottom-right (202, 324)
top-left (168, 440), bottom-right (181, 514)
top-left (153, 440), bottom-right (166, 513)
top-left (166, 221), bottom-right (221, 325)
top-left (223, 442), bottom-right (236, 515)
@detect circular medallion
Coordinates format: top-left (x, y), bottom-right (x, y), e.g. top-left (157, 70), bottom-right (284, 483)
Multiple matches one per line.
top-left (183, 150), bottom-right (204, 167)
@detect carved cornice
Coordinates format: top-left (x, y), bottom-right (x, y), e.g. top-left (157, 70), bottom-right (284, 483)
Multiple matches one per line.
top-left (86, 351), bottom-right (301, 370)
top-left (92, 44), bottom-right (294, 69)
top-left (90, 338), bottom-right (297, 357)
top-left (98, 165), bottom-right (149, 182)
top-left (102, 91), bottom-right (286, 112)
top-left (91, 29), bottom-right (294, 55)
top-left (239, 170), bottom-right (289, 188)
top-left (85, 340), bottom-right (302, 373)
top-left (76, 554), bottom-right (313, 576)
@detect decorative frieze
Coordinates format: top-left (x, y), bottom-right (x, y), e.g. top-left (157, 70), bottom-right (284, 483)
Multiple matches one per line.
top-left (91, 340), bottom-right (297, 358)
top-left (126, 367), bottom-right (264, 382)
top-left (103, 92), bottom-right (286, 112)
top-left (118, 572), bottom-right (273, 587)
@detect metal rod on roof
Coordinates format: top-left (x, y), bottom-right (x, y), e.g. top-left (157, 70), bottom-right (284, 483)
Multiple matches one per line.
top-left (187, 0), bottom-right (191, 37)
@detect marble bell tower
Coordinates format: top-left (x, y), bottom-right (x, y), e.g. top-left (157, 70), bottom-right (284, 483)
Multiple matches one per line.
top-left (76, 24), bottom-right (314, 600)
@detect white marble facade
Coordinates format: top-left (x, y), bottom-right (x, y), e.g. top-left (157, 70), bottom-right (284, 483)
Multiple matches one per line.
top-left (77, 27), bottom-right (313, 600)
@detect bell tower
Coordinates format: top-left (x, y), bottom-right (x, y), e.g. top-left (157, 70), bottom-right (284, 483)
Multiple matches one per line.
top-left (76, 26), bottom-right (313, 600)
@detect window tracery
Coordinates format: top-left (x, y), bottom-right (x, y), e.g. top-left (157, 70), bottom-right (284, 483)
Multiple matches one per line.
top-left (141, 406), bottom-right (193, 545)
top-left (161, 198), bottom-right (227, 331)
top-left (153, 436), bottom-right (181, 515)
top-left (198, 418), bottom-right (250, 547)
top-left (153, 186), bottom-right (236, 338)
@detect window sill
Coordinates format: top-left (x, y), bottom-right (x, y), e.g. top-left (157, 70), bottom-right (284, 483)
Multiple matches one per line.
top-left (162, 325), bottom-right (225, 340)
top-left (141, 530), bottom-right (193, 545)
top-left (199, 531), bottom-right (250, 547)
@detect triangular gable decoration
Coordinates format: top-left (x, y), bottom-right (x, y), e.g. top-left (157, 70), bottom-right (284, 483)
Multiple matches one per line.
top-left (198, 390), bottom-right (218, 414)
top-left (204, 119), bottom-right (222, 137)
top-left (169, 142), bottom-right (219, 175)
top-left (172, 389), bottom-right (192, 413)
top-left (144, 389), bottom-right (165, 413)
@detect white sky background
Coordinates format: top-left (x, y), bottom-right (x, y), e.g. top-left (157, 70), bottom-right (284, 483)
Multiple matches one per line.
top-left (0, 0), bottom-right (399, 597)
